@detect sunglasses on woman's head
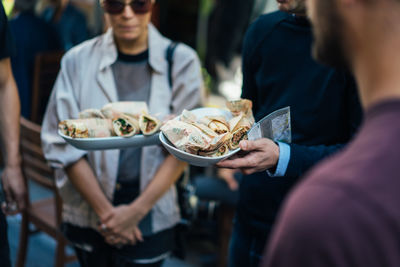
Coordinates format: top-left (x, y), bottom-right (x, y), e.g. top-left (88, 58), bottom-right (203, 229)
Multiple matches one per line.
top-left (102, 0), bottom-right (152, 15)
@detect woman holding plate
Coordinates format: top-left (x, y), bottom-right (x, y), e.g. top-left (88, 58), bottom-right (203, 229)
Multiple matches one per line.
top-left (41, 0), bottom-right (203, 266)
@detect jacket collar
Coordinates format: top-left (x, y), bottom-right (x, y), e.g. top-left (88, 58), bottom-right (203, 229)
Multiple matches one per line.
top-left (98, 24), bottom-right (166, 74)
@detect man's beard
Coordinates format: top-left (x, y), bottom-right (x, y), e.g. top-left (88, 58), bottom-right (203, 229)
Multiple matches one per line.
top-left (311, 0), bottom-right (349, 69)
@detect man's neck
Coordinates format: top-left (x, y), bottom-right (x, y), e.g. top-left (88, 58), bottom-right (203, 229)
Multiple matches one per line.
top-left (352, 24), bottom-right (400, 109)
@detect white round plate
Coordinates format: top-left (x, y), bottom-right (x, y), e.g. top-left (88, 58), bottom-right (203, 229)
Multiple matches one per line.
top-left (159, 107), bottom-right (240, 167)
top-left (59, 131), bottom-right (160, 150)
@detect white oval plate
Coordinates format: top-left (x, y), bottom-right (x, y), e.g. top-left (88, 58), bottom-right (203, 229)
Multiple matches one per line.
top-left (159, 107), bottom-right (240, 167)
top-left (59, 131), bottom-right (160, 150)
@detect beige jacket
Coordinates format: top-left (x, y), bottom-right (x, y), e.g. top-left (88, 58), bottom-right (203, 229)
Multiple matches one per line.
top-left (41, 24), bottom-right (203, 233)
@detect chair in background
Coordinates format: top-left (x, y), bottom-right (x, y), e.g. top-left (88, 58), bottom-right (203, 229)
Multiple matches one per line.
top-left (16, 117), bottom-right (75, 267)
top-left (30, 51), bottom-right (64, 124)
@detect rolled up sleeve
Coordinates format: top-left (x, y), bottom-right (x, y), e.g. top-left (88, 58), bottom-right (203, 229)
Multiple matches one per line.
top-left (41, 52), bottom-right (87, 168)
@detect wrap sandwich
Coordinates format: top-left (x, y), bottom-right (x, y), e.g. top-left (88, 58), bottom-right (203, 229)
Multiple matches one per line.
top-left (101, 101), bottom-right (149, 120)
top-left (226, 99), bottom-right (255, 124)
top-left (199, 116), bottom-right (229, 134)
top-left (198, 132), bottom-right (232, 157)
top-left (139, 113), bottom-right (161, 135)
top-left (78, 109), bottom-right (105, 119)
top-left (59, 118), bottom-right (114, 138)
top-left (161, 120), bottom-right (211, 154)
top-left (228, 114), bottom-right (252, 149)
top-left (112, 114), bottom-right (140, 137)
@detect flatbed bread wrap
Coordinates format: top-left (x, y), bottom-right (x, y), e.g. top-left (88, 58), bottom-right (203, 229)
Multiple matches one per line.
top-left (112, 115), bottom-right (140, 137)
top-left (78, 109), bottom-right (105, 119)
top-left (139, 114), bottom-right (161, 135)
top-left (161, 120), bottom-right (211, 154)
top-left (101, 101), bottom-right (149, 119)
top-left (226, 99), bottom-right (255, 124)
top-left (59, 118), bottom-right (113, 138)
top-left (199, 116), bottom-right (229, 134)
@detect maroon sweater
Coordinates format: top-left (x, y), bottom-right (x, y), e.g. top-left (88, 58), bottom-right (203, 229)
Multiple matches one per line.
top-left (264, 99), bottom-right (400, 267)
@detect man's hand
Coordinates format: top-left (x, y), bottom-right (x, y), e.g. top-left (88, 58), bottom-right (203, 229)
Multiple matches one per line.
top-left (99, 204), bottom-right (145, 246)
top-left (1, 165), bottom-right (26, 214)
top-left (217, 138), bottom-right (280, 175)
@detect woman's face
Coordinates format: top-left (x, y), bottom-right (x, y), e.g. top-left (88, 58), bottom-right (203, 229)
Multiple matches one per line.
top-left (102, 0), bottom-right (153, 42)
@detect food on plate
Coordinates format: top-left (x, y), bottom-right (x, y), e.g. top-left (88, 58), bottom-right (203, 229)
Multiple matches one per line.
top-left (229, 114), bottom-right (252, 132)
top-left (139, 113), bottom-right (161, 135)
top-left (112, 115), bottom-right (140, 137)
top-left (229, 127), bottom-right (249, 150)
top-left (199, 116), bottom-right (229, 134)
top-left (161, 99), bottom-right (255, 157)
top-left (78, 109), bottom-right (105, 119)
top-left (161, 120), bottom-right (211, 154)
top-left (59, 102), bottom-right (162, 139)
top-left (199, 143), bottom-right (230, 157)
top-left (226, 99), bottom-right (255, 124)
top-left (101, 101), bottom-right (148, 119)
top-left (59, 119), bottom-right (114, 138)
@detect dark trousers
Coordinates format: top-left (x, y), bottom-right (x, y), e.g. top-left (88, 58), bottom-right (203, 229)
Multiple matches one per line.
top-left (63, 223), bottom-right (172, 267)
top-left (73, 244), bottom-right (163, 267)
top-left (228, 218), bottom-right (270, 267)
top-left (0, 209), bottom-right (11, 267)
top-left (63, 180), bottom-right (173, 267)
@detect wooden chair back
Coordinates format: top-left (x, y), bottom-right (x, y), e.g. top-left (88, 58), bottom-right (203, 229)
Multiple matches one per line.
top-left (31, 51), bottom-right (64, 124)
top-left (17, 117), bottom-right (75, 267)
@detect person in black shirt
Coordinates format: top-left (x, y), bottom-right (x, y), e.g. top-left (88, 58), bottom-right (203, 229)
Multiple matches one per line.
top-left (0, 3), bottom-right (26, 267)
top-left (9, 0), bottom-right (61, 119)
top-left (218, 0), bottom-right (362, 266)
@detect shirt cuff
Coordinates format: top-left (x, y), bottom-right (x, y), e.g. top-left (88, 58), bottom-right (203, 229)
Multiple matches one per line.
top-left (267, 142), bottom-right (291, 177)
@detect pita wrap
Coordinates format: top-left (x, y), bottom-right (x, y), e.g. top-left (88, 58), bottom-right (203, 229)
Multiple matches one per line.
top-left (59, 118), bottom-right (113, 138)
top-left (199, 116), bottom-right (229, 134)
top-left (139, 113), bottom-right (161, 135)
top-left (101, 101), bottom-right (148, 119)
top-left (78, 109), bottom-right (105, 119)
top-left (112, 115), bottom-right (140, 137)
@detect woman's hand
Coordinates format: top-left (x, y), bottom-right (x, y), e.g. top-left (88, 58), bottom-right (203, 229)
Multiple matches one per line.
top-left (99, 204), bottom-right (145, 246)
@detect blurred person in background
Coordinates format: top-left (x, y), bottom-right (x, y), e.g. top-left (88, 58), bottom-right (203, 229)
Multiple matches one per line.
top-left (0, 3), bottom-right (26, 267)
top-left (205, 0), bottom-right (257, 79)
top-left (9, 0), bottom-right (61, 119)
top-left (42, 0), bottom-right (89, 50)
top-left (41, 0), bottom-right (203, 266)
top-left (218, 0), bottom-right (362, 266)
top-left (264, 0), bottom-right (400, 266)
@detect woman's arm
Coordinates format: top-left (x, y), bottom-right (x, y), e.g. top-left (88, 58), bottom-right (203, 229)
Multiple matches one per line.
top-left (65, 158), bottom-right (113, 220)
top-left (100, 155), bottom-right (186, 238)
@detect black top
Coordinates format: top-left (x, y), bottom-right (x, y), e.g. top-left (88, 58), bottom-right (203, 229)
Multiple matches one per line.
top-left (9, 11), bottom-right (60, 118)
top-left (265, 99), bottom-right (400, 267)
top-left (0, 3), bottom-right (15, 60)
top-left (237, 11), bottom-right (362, 235)
top-left (112, 49), bottom-right (153, 236)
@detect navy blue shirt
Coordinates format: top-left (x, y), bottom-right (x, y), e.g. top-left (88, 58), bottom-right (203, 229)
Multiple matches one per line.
top-left (237, 11), bottom-right (362, 235)
top-left (9, 12), bottom-right (60, 118)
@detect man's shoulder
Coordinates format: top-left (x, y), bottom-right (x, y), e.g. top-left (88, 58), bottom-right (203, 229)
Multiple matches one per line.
top-left (247, 11), bottom-right (289, 37)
